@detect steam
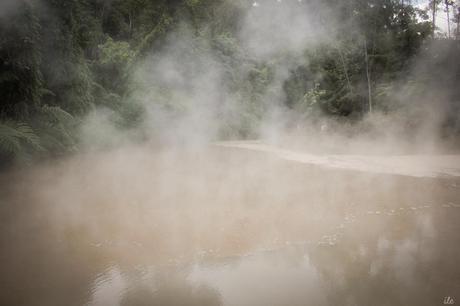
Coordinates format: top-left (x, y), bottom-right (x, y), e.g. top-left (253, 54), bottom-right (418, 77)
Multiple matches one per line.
top-left (0, 0), bottom-right (23, 20)
top-left (135, 29), bottom-right (233, 146)
top-left (78, 0), bottom-right (458, 154)
top-left (81, 26), bottom-right (244, 148)
top-left (1, 2), bottom-right (460, 305)
top-left (240, 0), bottom-right (329, 59)
top-left (0, 0), bottom-right (456, 153)
top-left (80, 0), bottom-right (338, 148)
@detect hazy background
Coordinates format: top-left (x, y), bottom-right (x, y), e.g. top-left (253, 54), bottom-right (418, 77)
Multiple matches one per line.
top-left (0, 0), bottom-right (459, 165)
top-left (1, 2), bottom-right (460, 305)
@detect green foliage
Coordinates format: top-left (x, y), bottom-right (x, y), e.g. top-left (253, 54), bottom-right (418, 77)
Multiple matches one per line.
top-left (0, 0), bottom-right (459, 167)
top-left (33, 105), bottom-right (78, 153)
top-left (302, 84), bottom-right (327, 112)
top-left (0, 120), bottom-right (42, 165)
top-left (98, 38), bottom-right (135, 66)
top-left (0, 2), bottom-right (43, 120)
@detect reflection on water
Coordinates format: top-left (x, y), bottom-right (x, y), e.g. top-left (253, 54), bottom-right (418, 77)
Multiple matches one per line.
top-left (0, 147), bottom-right (459, 305)
top-left (84, 210), bottom-right (459, 306)
top-left (89, 265), bottom-right (221, 306)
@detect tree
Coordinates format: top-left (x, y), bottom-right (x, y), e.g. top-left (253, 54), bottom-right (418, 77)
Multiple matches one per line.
top-left (429, 0), bottom-right (442, 35)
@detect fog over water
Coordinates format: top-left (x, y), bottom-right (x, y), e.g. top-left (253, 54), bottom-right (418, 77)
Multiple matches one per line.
top-left (1, 145), bottom-right (460, 305)
top-left (1, 1), bottom-right (460, 306)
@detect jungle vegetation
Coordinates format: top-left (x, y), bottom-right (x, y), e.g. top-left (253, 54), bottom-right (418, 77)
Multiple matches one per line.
top-left (0, 0), bottom-right (459, 167)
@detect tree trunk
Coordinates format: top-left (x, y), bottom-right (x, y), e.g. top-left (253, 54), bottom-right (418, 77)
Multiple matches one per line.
top-left (446, 0), bottom-right (451, 38)
top-left (336, 45), bottom-right (352, 95)
top-left (364, 38), bottom-right (372, 114)
top-left (458, 7), bottom-right (460, 40)
top-left (433, 0), bottom-right (437, 36)
top-left (129, 12), bottom-right (133, 38)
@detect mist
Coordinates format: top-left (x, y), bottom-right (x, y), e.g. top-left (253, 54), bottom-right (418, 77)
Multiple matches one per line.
top-left (74, 0), bottom-right (460, 154)
top-left (0, 0), bottom-right (24, 20)
top-left (1, 1), bottom-right (460, 305)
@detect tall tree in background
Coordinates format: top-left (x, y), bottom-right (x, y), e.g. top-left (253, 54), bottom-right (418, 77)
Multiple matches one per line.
top-left (430, 0), bottom-right (442, 35)
top-left (445, 0), bottom-right (453, 37)
top-left (454, 1), bottom-right (460, 39)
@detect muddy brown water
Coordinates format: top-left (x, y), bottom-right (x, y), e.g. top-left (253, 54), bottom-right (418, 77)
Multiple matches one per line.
top-left (0, 145), bottom-right (459, 306)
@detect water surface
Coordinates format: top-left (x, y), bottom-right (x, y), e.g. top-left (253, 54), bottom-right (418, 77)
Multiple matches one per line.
top-left (1, 146), bottom-right (459, 305)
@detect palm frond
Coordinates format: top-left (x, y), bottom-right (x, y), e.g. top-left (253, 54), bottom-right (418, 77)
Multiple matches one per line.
top-left (0, 120), bottom-right (43, 158)
top-left (39, 105), bottom-right (76, 124)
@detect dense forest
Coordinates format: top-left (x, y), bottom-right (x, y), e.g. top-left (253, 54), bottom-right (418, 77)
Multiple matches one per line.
top-left (1, 0), bottom-right (459, 167)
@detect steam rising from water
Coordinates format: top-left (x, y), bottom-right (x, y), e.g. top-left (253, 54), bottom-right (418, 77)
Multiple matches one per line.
top-left (1, 145), bottom-right (460, 305)
top-left (80, 0), bottom-right (334, 148)
top-left (1, 1), bottom-right (460, 305)
top-left (73, 0), bottom-right (459, 154)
